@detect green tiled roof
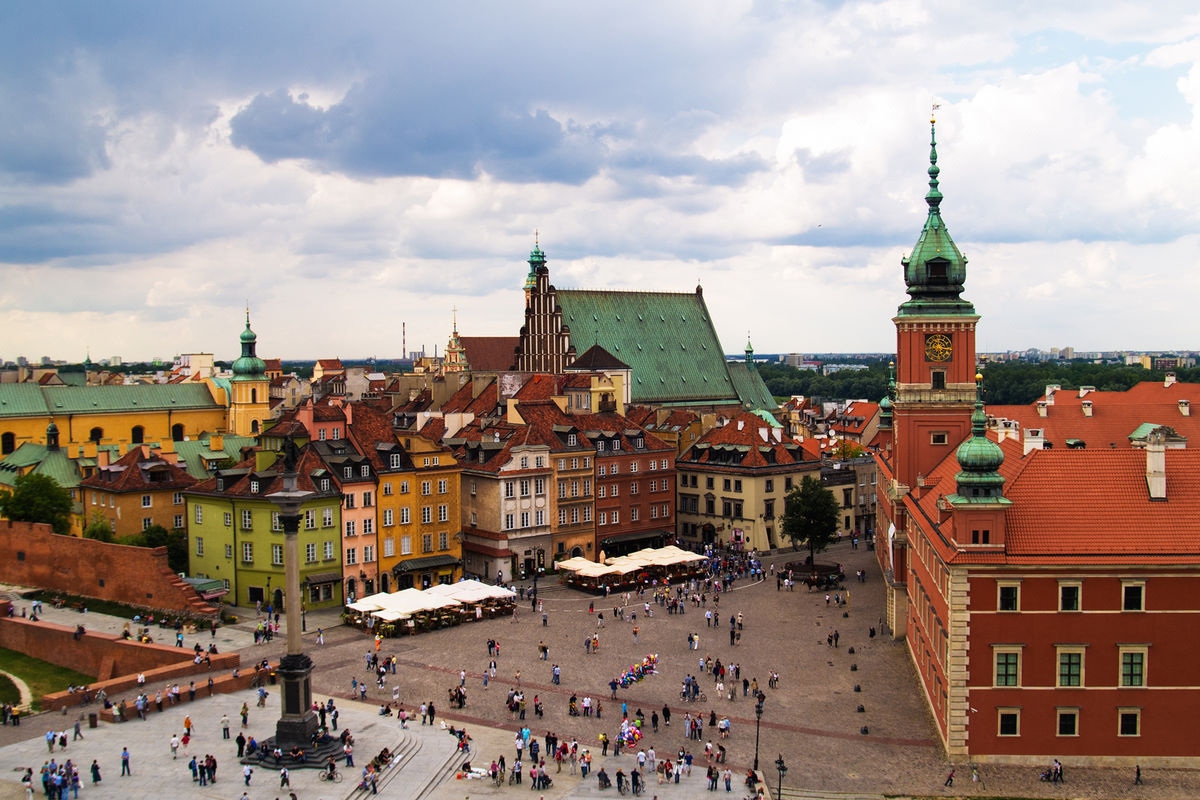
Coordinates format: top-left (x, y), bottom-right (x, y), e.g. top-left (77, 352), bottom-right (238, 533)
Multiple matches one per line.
top-left (174, 433), bottom-right (256, 479)
top-left (728, 361), bottom-right (777, 411)
top-left (0, 383), bottom-right (221, 419)
top-left (0, 443), bottom-right (83, 489)
top-left (555, 289), bottom-right (773, 409)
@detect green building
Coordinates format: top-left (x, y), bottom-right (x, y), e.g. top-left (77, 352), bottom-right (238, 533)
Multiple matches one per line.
top-left (184, 444), bottom-right (344, 611)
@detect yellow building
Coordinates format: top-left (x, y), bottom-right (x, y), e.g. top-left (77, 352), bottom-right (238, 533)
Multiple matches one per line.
top-left (226, 312), bottom-right (271, 437)
top-left (78, 443), bottom-right (197, 537)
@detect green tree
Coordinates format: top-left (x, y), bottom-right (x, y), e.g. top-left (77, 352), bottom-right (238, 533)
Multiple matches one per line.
top-left (82, 512), bottom-right (115, 542)
top-left (780, 476), bottom-right (840, 562)
top-left (120, 524), bottom-right (189, 574)
top-left (0, 473), bottom-right (73, 534)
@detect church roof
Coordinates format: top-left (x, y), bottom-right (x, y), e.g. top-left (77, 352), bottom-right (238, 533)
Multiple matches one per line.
top-left (458, 336), bottom-right (519, 372)
top-left (0, 383), bottom-right (221, 418)
top-left (554, 288), bottom-right (773, 408)
top-left (567, 344), bottom-right (630, 372)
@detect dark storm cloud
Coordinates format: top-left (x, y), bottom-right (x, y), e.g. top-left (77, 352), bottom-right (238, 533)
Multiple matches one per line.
top-left (229, 84), bottom-right (765, 187)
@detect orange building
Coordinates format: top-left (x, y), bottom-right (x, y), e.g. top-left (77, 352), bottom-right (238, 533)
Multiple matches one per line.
top-left (79, 443), bottom-right (196, 536)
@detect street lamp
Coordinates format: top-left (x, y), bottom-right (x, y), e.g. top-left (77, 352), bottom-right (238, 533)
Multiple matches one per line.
top-left (263, 442), bottom-right (318, 752)
top-left (753, 698), bottom-right (764, 772)
top-left (775, 754), bottom-right (787, 800)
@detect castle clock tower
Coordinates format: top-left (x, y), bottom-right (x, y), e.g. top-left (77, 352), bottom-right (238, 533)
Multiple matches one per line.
top-left (891, 116), bottom-right (979, 492)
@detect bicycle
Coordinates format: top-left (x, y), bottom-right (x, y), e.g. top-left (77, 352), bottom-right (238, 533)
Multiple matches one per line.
top-left (319, 769), bottom-right (343, 783)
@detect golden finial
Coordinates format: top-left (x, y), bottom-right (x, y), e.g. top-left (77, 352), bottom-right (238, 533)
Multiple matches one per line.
top-left (931, 101), bottom-right (941, 124)
top-left (535, 229), bottom-right (539, 247)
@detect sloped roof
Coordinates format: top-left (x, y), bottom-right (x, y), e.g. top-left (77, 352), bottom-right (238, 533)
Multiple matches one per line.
top-left (0, 443), bottom-right (83, 489)
top-left (727, 361), bottom-right (776, 410)
top-left (555, 289), bottom-right (746, 405)
top-left (568, 344), bottom-right (630, 372)
top-left (681, 410), bottom-right (816, 469)
top-left (985, 381), bottom-right (1200, 450)
top-left (0, 383), bottom-right (222, 419)
top-left (459, 336), bottom-right (519, 372)
top-left (174, 434), bottom-right (257, 480)
top-left (79, 446), bottom-right (197, 493)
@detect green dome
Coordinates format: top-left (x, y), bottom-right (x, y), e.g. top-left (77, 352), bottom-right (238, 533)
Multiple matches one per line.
top-left (232, 311), bottom-right (267, 380)
top-left (954, 379), bottom-right (1005, 495)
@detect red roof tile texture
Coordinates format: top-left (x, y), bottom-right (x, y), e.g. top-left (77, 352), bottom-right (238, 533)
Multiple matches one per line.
top-left (459, 336), bottom-right (519, 371)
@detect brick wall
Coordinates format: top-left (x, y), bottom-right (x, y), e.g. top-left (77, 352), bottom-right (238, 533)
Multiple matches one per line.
top-left (0, 607), bottom-right (239, 710)
top-left (0, 519), bottom-right (217, 617)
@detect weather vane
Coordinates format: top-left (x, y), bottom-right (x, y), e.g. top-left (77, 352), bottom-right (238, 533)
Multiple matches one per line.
top-left (931, 102), bottom-right (940, 123)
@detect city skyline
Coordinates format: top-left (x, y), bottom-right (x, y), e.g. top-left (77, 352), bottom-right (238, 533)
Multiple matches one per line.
top-left (3, 2), bottom-right (1200, 360)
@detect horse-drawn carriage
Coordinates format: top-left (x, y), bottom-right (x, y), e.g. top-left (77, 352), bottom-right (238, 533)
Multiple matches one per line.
top-left (784, 560), bottom-right (846, 591)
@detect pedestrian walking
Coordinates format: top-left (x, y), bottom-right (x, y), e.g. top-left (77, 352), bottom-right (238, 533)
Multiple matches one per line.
top-left (120, 747), bottom-right (131, 776)
top-left (944, 768), bottom-right (954, 786)
top-left (221, 714), bottom-right (230, 739)
top-left (280, 766), bottom-right (290, 788)
top-left (243, 764), bottom-right (253, 785)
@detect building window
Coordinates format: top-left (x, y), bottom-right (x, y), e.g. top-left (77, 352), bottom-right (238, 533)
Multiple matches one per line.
top-left (439, 532), bottom-right (448, 550)
top-left (1056, 708), bottom-right (1079, 737)
top-left (504, 481), bottom-right (514, 499)
top-left (305, 510), bottom-right (316, 529)
top-left (422, 457), bottom-right (430, 467)
top-left (660, 459), bottom-right (668, 469)
top-left (520, 511), bottom-right (529, 528)
top-left (319, 428), bottom-right (327, 441)
top-left (173, 492), bottom-right (183, 505)
top-left (437, 479), bottom-right (447, 494)
top-left (422, 534), bottom-right (432, 553)
top-left (400, 508), bottom-right (410, 524)
top-left (520, 479), bottom-right (530, 497)
top-left (241, 509), bottom-right (253, 530)
top-left (611, 485), bottom-right (619, 497)
top-left (306, 542), bottom-right (317, 563)
top-left (173, 514), bottom-right (183, 529)
top-left (630, 461), bottom-right (638, 473)
top-left (242, 542), bottom-right (253, 563)
top-left (630, 482), bottom-right (639, 495)
top-left (784, 477), bottom-right (793, 491)
top-left (272, 512), bottom-right (281, 531)
top-left (383, 537), bottom-right (394, 557)
top-left (610, 464), bottom-right (619, 475)
top-left (535, 477), bottom-right (545, 495)
top-left (611, 510), bottom-right (619, 524)
top-left (225, 544), bottom-right (233, 559)
top-left (194, 504), bottom-right (203, 524)
top-left (421, 507), bottom-right (432, 524)
top-left (321, 478), bottom-right (330, 492)
top-left (765, 479), bottom-right (774, 493)
top-left (360, 465), bottom-right (369, 477)
top-left (400, 481), bottom-right (409, 494)
top-left (535, 509), bottom-right (545, 526)
top-left (1059, 582), bottom-right (1081, 612)
top-left (421, 481), bottom-right (432, 496)
top-left (994, 650), bottom-right (1021, 687)
top-left (345, 547), bottom-right (357, 565)
top-left (583, 457), bottom-right (590, 468)
top-left (504, 514), bottom-right (514, 530)
top-left (997, 708), bottom-right (1020, 737)
top-left (400, 536), bottom-right (412, 555)
top-left (598, 512), bottom-right (607, 526)
top-left (1120, 648), bottom-right (1147, 687)
top-left (383, 482), bottom-right (393, 496)
top-left (583, 479), bottom-right (591, 495)
top-left (272, 544), bottom-right (283, 566)
top-left (631, 507), bottom-right (639, 521)
top-left (931, 370), bottom-right (946, 390)
top-left (559, 508), bottom-right (567, 525)
top-left (1057, 648), bottom-right (1085, 687)
top-left (1118, 708), bottom-right (1141, 737)
top-left (323, 508), bottom-right (334, 527)
top-left (582, 507), bottom-right (590, 522)
top-left (571, 480), bottom-right (579, 498)
top-left (195, 536), bottom-right (204, 556)
top-left (362, 491), bottom-right (372, 507)
top-left (568, 434), bottom-right (577, 446)
top-left (344, 520), bottom-right (356, 537)
top-left (384, 509), bottom-right (393, 526)
top-left (324, 541), bottom-right (334, 560)
top-left (343, 467), bottom-right (352, 479)
top-left (930, 431), bottom-right (948, 445)
top-left (438, 505), bottom-right (448, 522)
top-left (390, 453), bottom-right (402, 469)
top-left (363, 518), bottom-right (374, 535)
top-left (363, 545), bottom-right (375, 563)
top-left (997, 582), bottom-right (1020, 612)
top-left (535, 456), bottom-right (544, 467)
top-left (1122, 581), bottom-right (1145, 611)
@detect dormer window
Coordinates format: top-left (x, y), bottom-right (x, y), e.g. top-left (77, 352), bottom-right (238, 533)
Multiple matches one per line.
top-left (927, 261), bottom-right (948, 283)
top-left (612, 439), bottom-right (621, 451)
top-left (597, 441), bottom-right (606, 452)
top-left (390, 453), bottom-right (401, 469)
top-left (360, 465), bottom-right (369, 477)
top-left (250, 479), bottom-right (259, 493)
top-left (332, 427), bottom-right (341, 439)
top-left (343, 466), bottom-right (352, 478)
top-left (567, 434), bottom-right (577, 446)
top-left (320, 478), bottom-right (330, 492)
top-left (635, 437), bottom-right (644, 449)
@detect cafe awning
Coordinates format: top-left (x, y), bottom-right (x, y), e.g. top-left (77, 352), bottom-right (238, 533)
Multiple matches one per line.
top-left (392, 554), bottom-right (461, 573)
top-left (304, 571), bottom-right (343, 585)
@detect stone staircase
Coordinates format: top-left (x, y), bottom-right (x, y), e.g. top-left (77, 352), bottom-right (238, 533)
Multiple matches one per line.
top-left (346, 724), bottom-right (460, 800)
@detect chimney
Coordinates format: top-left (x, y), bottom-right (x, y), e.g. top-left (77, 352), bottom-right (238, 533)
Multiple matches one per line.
top-left (97, 449), bottom-right (111, 467)
top-left (1078, 386), bottom-right (1095, 398)
top-left (344, 403), bottom-right (353, 426)
top-left (1044, 384), bottom-right (1060, 403)
top-left (1146, 429), bottom-right (1167, 500)
top-left (1037, 400), bottom-right (1048, 418)
top-left (1081, 400), bottom-right (1093, 417)
top-left (210, 434), bottom-right (224, 452)
top-left (1165, 372), bottom-right (1177, 387)
top-left (1180, 399), bottom-right (1191, 417)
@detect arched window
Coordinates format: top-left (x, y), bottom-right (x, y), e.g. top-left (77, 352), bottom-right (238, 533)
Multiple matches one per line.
top-left (251, 388), bottom-right (257, 404)
top-left (0, 432), bottom-right (14, 455)
top-left (131, 425), bottom-right (144, 444)
top-left (171, 423), bottom-right (184, 442)
top-left (251, 419), bottom-right (260, 434)
top-left (89, 427), bottom-right (104, 443)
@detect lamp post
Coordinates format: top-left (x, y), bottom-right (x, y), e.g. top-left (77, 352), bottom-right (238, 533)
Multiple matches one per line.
top-left (775, 754), bottom-right (787, 800)
top-left (264, 446), bottom-right (318, 750)
top-left (753, 698), bottom-right (764, 772)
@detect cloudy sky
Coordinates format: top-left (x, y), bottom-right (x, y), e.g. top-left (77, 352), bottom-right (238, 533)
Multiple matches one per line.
top-left (2, 1), bottom-right (1200, 363)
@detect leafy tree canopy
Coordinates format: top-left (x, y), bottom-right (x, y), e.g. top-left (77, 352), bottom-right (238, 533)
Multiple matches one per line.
top-left (119, 524), bottom-right (188, 574)
top-left (780, 475), bottom-right (840, 562)
top-left (82, 512), bottom-right (115, 542)
top-left (0, 473), bottom-right (73, 535)
top-left (981, 361), bottom-right (1200, 405)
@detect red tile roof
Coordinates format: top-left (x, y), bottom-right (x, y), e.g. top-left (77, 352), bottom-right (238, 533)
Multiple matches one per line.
top-left (986, 381), bottom-right (1200, 450)
top-left (317, 359), bottom-right (343, 370)
top-left (79, 446), bottom-right (197, 492)
top-left (682, 410), bottom-right (815, 469)
top-left (459, 336), bottom-right (519, 371)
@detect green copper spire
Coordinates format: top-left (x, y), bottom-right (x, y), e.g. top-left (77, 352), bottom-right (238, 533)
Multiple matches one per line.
top-left (898, 115), bottom-right (975, 317)
top-left (952, 374), bottom-right (1006, 498)
top-left (878, 360), bottom-right (895, 430)
top-left (231, 308), bottom-right (267, 380)
top-left (745, 335), bottom-right (754, 366)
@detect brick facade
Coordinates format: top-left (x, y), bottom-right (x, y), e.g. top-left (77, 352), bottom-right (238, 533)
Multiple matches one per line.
top-left (0, 519), bottom-right (217, 617)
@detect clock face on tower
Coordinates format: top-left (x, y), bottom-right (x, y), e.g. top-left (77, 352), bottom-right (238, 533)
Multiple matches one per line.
top-left (925, 334), bottom-right (953, 362)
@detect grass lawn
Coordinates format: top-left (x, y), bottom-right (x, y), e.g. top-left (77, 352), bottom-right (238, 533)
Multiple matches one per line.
top-left (0, 648), bottom-right (94, 710)
top-left (0, 673), bottom-right (19, 705)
